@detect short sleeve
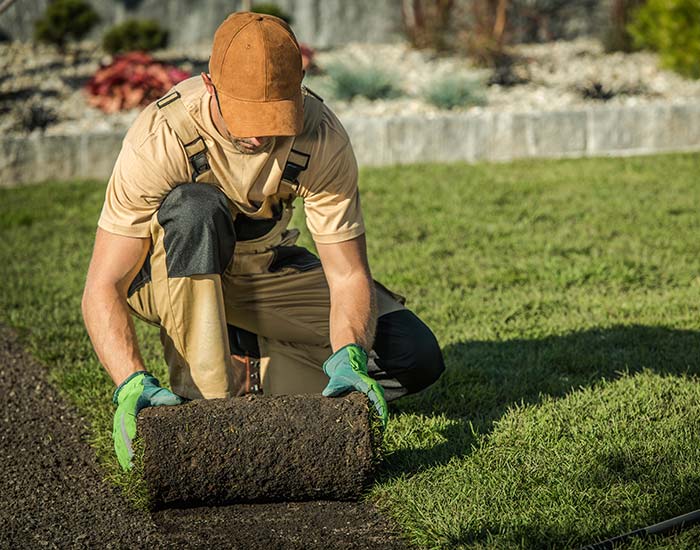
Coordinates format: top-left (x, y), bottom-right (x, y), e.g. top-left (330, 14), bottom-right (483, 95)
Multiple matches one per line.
top-left (298, 111), bottom-right (365, 244)
top-left (98, 142), bottom-right (177, 237)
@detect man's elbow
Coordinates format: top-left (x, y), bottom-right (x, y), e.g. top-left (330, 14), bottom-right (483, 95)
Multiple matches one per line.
top-left (81, 276), bottom-right (124, 323)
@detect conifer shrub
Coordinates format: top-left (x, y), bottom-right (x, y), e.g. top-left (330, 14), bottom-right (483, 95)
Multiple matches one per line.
top-left (34, 0), bottom-right (100, 50)
top-left (102, 19), bottom-right (168, 55)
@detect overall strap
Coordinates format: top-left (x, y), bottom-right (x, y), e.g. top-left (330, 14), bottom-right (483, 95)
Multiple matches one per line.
top-left (156, 90), bottom-right (211, 183)
top-left (279, 86), bottom-right (325, 194)
top-left (156, 86), bottom-right (324, 189)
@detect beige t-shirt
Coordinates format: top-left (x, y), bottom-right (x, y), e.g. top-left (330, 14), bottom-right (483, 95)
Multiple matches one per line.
top-left (98, 76), bottom-right (364, 245)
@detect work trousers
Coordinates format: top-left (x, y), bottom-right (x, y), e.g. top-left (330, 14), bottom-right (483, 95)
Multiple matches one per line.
top-left (126, 183), bottom-right (444, 401)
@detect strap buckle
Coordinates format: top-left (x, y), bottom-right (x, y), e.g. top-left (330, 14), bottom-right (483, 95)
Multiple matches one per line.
top-left (183, 136), bottom-right (210, 182)
top-left (156, 90), bottom-right (181, 109)
top-left (282, 148), bottom-right (311, 188)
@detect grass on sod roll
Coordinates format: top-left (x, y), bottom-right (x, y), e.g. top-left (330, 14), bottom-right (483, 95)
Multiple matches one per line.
top-left (2, 153), bottom-right (700, 547)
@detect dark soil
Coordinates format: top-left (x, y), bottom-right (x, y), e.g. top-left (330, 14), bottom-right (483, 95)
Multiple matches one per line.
top-left (154, 502), bottom-right (406, 549)
top-left (0, 326), bottom-right (407, 549)
top-left (140, 393), bottom-right (378, 507)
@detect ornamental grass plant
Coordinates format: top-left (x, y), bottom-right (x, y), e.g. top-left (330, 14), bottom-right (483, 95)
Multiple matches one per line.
top-left (324, 61), bottom-right (403, 101)
top-left (423, 74), bottom-right (487, 110)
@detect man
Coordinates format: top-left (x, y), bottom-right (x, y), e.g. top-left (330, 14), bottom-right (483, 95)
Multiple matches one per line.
top-left (82, 11), bottom-right (444, 470)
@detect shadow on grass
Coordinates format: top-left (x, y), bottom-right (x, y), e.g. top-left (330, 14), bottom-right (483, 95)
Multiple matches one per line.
top-left (381, 325), bottom-right (700, 478)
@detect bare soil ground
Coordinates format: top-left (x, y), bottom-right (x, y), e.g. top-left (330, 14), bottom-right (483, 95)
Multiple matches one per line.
top-left (0, 325), bottom-right (406, 549)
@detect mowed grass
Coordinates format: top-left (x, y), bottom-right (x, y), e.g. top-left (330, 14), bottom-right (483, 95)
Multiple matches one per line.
top-left (2, 153), bottom-right (700, 548)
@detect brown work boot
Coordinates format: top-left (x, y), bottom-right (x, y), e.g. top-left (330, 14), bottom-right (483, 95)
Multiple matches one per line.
top-left (231, 354), bottom-right (263, 396)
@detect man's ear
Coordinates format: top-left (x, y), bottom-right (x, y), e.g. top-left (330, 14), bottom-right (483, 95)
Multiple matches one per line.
top-left (201, 72), bottom-right (215, 95)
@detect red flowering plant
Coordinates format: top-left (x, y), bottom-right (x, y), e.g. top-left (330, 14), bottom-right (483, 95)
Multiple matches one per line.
top-left (85, 51), bottom-right (190, 113)
top-left (300, 43), bottom-right (317, 74)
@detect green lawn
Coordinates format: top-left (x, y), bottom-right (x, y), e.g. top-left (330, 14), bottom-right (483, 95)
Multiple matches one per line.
top-left (2, 153), bottom-right (700, 548)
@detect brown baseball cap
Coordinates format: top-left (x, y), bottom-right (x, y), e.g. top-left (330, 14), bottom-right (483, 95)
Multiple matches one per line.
top-left (209, 12), bottom-right (304, 137)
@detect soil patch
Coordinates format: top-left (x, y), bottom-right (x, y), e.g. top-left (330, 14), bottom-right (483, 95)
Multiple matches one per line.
top-left (0, 325), bottom-right (164, 548)
top-left (0, 325), bottom-right (406, 549)
top-left (141, 393), bottom-right (379, 507)
top-left (154, 502), bottom-right (406, 549)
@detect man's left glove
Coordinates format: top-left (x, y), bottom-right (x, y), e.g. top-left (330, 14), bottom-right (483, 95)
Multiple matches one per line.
top-left (112, 371), bottom-right (184, 470)
top-left (322, 344), bottom-right (388, 427)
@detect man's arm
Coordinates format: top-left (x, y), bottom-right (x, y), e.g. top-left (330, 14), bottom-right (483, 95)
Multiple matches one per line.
top-left (316, 233), bottom-right (377, 352)
top-left (316, 234), bottom-right (387, 425)
top-left (84, 227), bottom-right (184, 470)
top-left (81, 227), bottom-right (150, 385)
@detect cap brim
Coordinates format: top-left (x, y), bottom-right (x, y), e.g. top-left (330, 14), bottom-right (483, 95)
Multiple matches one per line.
top-left (218, 89), bottom-right (304, 137)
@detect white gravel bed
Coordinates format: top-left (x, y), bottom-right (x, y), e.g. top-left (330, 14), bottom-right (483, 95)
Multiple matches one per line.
top-left (1, 38), bottom-right (700, 137)
top-left (310, 39), bottom-right (700, 117)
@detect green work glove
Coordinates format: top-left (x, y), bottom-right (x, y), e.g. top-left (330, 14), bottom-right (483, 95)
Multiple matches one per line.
top-left (322, 344), bottom-right (388, 427)
top-left (112, 371), bottom-right (184, 470)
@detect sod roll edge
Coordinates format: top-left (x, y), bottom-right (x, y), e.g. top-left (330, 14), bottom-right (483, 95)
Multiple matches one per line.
top-left (138, 393), bottom-right (380, 508)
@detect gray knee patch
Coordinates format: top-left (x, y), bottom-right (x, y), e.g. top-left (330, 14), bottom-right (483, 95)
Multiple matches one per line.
top-left (157, 183), bottom-right (236, 278)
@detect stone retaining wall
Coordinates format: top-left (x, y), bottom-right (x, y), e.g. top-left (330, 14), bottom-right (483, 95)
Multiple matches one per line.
top-left (2, 102), bottom-right (699, 187)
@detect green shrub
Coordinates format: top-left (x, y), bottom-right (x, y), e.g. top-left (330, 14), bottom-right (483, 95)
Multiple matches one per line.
top-left (628, 0), bottom-right (700, 78)
top-left (102, 19), bottom-right (168, 54)
top-left (325, 62), bottom-right (402, 101)
top-left (34, 0), bottom-right (100, 50)
top-left (251, 2), bottom-right (293, 24)
top-left (423, 74), bottom-right (487, 110)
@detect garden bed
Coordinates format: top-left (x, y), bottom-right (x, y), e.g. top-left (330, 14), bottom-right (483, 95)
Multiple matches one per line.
top-left (3, 38), bottom-right (700, 186)
top-left (3, 38), bottom-right (700, 135)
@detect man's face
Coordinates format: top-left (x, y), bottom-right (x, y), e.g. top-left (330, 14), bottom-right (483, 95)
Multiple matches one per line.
top-left (203, 73), bottom-right (273, 155)
top-left (230, 136), bottom-right (273, 155)
top-left (215, 95), bottom-right (273, 155)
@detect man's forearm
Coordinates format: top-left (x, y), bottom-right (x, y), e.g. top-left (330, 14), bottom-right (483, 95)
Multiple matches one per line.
top-left (82, 284), bottom-right (146, 386)
top-left (328, 273), bottom-right (377, 351)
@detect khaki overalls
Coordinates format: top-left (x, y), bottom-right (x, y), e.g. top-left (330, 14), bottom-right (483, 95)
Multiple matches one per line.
top-left (125, 89), bottom-right (405, 400)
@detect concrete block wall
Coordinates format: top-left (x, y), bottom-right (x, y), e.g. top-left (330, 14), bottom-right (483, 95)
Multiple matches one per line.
top-left (342, 102), bottom-right (700, 167)
top-left (2, 102), bottom-right (700, 187)
top-left (1, 132), bottom-right (125, 185)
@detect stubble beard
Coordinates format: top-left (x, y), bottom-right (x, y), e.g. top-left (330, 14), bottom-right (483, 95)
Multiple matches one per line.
top-left (231, 137), bottom-right (274, 155)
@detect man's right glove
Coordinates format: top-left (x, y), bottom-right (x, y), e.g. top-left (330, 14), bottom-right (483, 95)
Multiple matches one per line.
top-left (322, 344), bottom-right (388, 427)
top-left (112, 371), bottom-right (184, 470)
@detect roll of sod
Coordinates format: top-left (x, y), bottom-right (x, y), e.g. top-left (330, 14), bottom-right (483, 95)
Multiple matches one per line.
top-left (138, 393), bottom-right (380, 509)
